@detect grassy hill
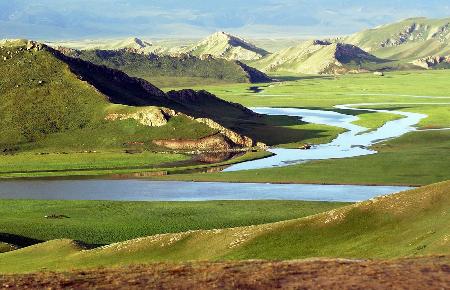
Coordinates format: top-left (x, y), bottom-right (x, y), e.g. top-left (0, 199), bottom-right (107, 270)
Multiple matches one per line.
top-left (59, 48), bottom-right (272, 87)
top-left (0, 180), bottom-right (448, 273)
top-left (345, 17), bottom-right (450, 60)
top-left (0, 41), bottom-right (217, 153)
top-left (0, 40), bottom-right (321, 177)
top-left (252, 40), bottom-right (385, 74)
top-left (178, 32), bottom-right (270, 61)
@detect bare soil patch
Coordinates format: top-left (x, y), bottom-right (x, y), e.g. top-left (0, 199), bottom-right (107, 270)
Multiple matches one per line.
top-left (1, 256), bottom-right (449, 289)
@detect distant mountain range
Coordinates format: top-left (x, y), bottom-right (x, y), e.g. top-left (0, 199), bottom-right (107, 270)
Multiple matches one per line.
top-left (46, 17), bottom-right (450, 75)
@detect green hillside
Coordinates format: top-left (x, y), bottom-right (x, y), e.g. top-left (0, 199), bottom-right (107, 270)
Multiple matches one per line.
top-left (0, 41), bottom-right (216, 153)
top-left (0, 40), bottom-right (325, 177)
top-left (346, 17), bottom-right (450, 60)
top-left (0, 180), bottom-right (448, 273)
top-left (60, 48), bottom-right (272, 87)
top-left (252, 40), bottom-right (385, 74)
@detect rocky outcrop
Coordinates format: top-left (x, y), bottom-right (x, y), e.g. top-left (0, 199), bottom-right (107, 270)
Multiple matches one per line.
top-left (105, 107), bottom-right (173, 127)
top-left (153, 134), bottom-right (235, 151)
top-left (105, 106), bottom-right (260, 149)
top-left (195, 118), bottom-right (254, 148)
top-left (411, 55), bottom-right (450, 69)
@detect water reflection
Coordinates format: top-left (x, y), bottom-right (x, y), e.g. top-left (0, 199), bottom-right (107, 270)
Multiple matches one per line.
top-left (224, 106), bottom-right (426, 171)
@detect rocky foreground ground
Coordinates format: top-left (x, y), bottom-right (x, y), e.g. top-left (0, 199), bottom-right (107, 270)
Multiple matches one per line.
top-left (1, 256), bottom-right (448, 289)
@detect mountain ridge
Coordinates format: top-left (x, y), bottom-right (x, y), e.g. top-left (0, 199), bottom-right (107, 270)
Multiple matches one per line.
top-left (252, 40), bottom-right (383, 74)
top-left (179, 31), bottom-right (270, 61)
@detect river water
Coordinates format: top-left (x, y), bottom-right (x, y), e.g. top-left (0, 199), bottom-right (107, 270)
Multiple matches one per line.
top-left (0, 179), bottom-right (410, 202)
top-left (0, 106), bottom-right (425, 202)
top-left (224, 106), bottom-right (426, 171)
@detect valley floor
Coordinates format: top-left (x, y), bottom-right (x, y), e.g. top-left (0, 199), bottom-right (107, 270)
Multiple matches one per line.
top-left (1, 256), bottom-right (448, 289)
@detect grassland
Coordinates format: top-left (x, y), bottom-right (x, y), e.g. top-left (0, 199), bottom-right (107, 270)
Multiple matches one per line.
top-left (165, 70), bottom-right (450, 186)
top-left (0, 180), bottom-right (447, 273)
top-left (0, 200), bottom-right (347, 246)
top-left (0, 150), bottom-right (271, 179)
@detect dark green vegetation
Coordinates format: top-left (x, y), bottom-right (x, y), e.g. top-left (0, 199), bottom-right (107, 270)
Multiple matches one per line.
top-left (0, 200), bottom-right (347, 246)
top-left (0, 181), bottom-right (447, 273)
top-left (61, 48), bottom-right (272, 87)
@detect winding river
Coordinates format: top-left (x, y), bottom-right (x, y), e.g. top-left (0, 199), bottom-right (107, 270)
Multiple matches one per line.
top-left (0, 103), bottom-right (430, 202)
top-left (224, 105), bottom-right (426, 171)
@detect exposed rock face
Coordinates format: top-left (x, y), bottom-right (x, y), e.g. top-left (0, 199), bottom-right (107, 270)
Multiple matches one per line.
top-left (412, 55), bottom-right (450, 69)
top-left (105, 107), bottom-right (172, 127)
top-left (344, 17), bottom-right (450, 59)
top-left (26, 40), bottom-right (45, 51)
top-left (194, 118), bottom-right (254, 148)
top-left (153, 134), bottom-right (235, 151)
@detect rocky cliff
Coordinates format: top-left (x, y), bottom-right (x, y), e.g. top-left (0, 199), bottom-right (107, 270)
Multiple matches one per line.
top-left (411, 55), bottom-right (450, 69)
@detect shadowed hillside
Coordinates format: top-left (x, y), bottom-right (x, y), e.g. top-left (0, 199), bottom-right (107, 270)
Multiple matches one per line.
top-left (59, 48), bottom-right (272, 85)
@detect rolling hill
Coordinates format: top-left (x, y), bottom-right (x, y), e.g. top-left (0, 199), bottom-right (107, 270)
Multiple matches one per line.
top-left (345, 17), bottom-right (450, 60)
top-left (252, 40), bottom-right (384, 74)
top-left (0, 180), bottom-right (448, 273)
top-left (0, 40), bottom-right (271, 154)
top-left (58, 47), bottom-right (272, 85)
top-left (178, 31), bottom-right (270, 61)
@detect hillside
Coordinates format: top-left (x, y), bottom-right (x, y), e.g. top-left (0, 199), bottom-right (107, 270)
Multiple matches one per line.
top-left (0, 180), bottom-right (448, 272)
top-left (345, 17), bottom-right (450, 60)
top-left (59, 48), bottom-right (272, 85)
top-left (252, 40), bottom-right (384, 74)
top-left (179, 32), bottom-right (270, 61)
top-left (0, 40), bottom-right (271, 154)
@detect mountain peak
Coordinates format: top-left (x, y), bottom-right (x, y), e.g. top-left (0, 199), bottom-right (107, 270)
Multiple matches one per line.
top-left (181, 32), bottom-right (269, 61)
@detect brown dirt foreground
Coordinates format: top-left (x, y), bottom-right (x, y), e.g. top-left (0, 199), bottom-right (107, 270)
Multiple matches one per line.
top-left (1, 256), bottom-right (449, 290)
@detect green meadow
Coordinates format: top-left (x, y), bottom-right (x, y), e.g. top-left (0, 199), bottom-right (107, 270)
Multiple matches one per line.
top-left (0, 200), bottom-right (347, 246)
